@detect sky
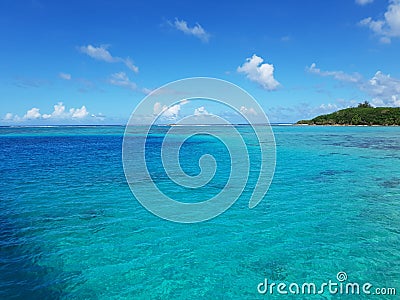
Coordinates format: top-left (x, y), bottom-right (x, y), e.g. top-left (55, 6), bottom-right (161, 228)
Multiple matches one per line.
top-left (1, 0), bottom-right (400, 124)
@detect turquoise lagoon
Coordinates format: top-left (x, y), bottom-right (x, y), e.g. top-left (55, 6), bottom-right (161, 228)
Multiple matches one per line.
top-left (0, 125), bottom-right (399, 299)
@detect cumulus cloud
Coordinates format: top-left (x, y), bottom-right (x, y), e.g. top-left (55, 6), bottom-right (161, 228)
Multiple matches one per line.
top-left (43, 102), bottom-right (89, 119)
top-left (307, 63), bottom-right (362, 83)
top-left (194, 106), bottom-right (209, 116)
top-left (4, 113), bottom-right (14, 120)
top-left (355, 0), bottom-right (374, 5)
top-left (153, 100), bottom-right (189, 120)
top-left (24, 108), bottom-right (41, 119)
top-left (171, 19), bottom-right (210, 42)
top-left (237, 54), bottom-right (280, 90)
top-left (59, 72), bottom-right (71, 80)
top-left (2, 113), bottom-right (21, 122)
top-left (3, 103), bottom-right (93, 123)
top-left (153, 102), bottom-right (163, 115)
top-left (307, 63), bottom-right (400, 107)
top-left (359, 0), bottom-right (400, 43)
top-left (70, 106), bottom-right (89, 118)
top-left (154, 103), bottom-right (181, 119)
top-left (363, 71), bottom-right (400, 106)
top-left (109, 72), bottom-right (137, 90)
top-left (153, 102), bottom-right (180, 119)
top-left (42, 102), bottom-right (64, 119)
top-left (162, 104), bottom-right (181, 118)
top-left (79, 44), bottom-right (139, 73)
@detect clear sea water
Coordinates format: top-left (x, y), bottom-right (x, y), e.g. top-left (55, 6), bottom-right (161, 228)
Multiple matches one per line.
top-left (0, 125), bottom-right (399, 299)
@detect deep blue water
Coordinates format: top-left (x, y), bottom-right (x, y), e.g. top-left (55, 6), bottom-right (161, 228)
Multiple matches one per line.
top-left (0, 126), bottom-right (399, 299)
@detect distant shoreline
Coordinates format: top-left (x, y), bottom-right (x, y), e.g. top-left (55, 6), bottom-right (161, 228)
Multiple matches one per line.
top-left (297, 105), bottom-right (400, 126)
top-left (294, 123), bottom-right (400, 127)
top-left (2, 123), bottom-right (400, 128)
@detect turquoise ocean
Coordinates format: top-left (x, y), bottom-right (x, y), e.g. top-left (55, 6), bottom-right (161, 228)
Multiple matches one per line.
top-left (0, 125), bottom-right (399, 299)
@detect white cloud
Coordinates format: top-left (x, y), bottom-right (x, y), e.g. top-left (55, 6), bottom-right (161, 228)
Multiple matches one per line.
top-left (363, 71), bottom-right (400, 106)
top-left (171, 19), bottom-right (210, 42)
top-left (141, 87), bottom-right (153, 94)
top-left (42, 102), bottom-right (66, 119)
top-left (308, 64), bottom-right (400, 107)
top-left (153, 100), bottom-right (189, 120)
top-left (237, 54), bottom-right (280, 90)
top-left (267, 102), bottom-right (344, 123)
top-left (79, 44), bottom-right (139, 73)
top-left (4, 113), bottom-right (14, 120)
top-left (355, 0), bottom-right (374, 5)
top-left (162, 104), bottom-right (181, 118)
top-left (37, 102), bottom-right (89, 120)
top-left (24, 108), bottom-right (41, 119)
top-left (239, 106), bottom-right (257, 116)
top-left (194, 106), bottom-right (209, 116)
top-left (359, 0), bottom-right (400, 43)
top-left (80, 44), bottom-right (115, 62)
top-left (307, 63), bottom-right (362, 83)
top-left (59, 72), bottom-right (71, 80)
top-left (91, 113), bottom-right (106, 120)
top-left (301, 103), bottom-right (341, 119)
top-left (123, 58), bottom-right (139, 73)
top-left (4, 113), bottom-right (21, 122)
top-left (153, 102), bottom-right (163, 115)
top-left (3, 103), bottom-right (94, 123)
top-left (318, 103), bottom-right (339, 112)
top-left (70, 106), bottom-right (89, 118)
top-left (52, 102), bottom-right (66, 117)
top-left (153, 102), bottom-right (180, 119)
top-left (109, 72), bottom-right (137, 90)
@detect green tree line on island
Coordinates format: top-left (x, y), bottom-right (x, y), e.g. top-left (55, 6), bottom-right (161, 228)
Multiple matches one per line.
top-left (297, 101), bottom-right (400, 125)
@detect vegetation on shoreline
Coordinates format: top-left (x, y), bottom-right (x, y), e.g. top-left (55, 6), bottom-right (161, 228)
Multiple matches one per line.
top-left (297, 102), bottom-right (400, 126)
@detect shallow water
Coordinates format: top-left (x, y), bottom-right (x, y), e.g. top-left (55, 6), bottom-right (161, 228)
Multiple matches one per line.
top-left (0, 125), bottom-right (399, 299)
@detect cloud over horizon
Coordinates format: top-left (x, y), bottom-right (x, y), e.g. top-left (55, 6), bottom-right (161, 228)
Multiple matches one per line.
top-left (193, 106), bottom-right (210, 116)
top-left (307, 63), bottom-right (361, 83)
top-left (4, 102), bottom-right (91, 122)
top-left (153, 99), bottom-right (190, 121)
top-left (307, 63), bottom-right (400, 107)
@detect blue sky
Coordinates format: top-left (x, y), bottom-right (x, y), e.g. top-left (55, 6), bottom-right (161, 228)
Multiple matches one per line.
top-left (1, 0), bottom-right (400, 124)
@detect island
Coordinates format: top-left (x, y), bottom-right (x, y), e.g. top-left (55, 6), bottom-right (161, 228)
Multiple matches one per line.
top-left (297, 102), bottom-right (400, 126)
